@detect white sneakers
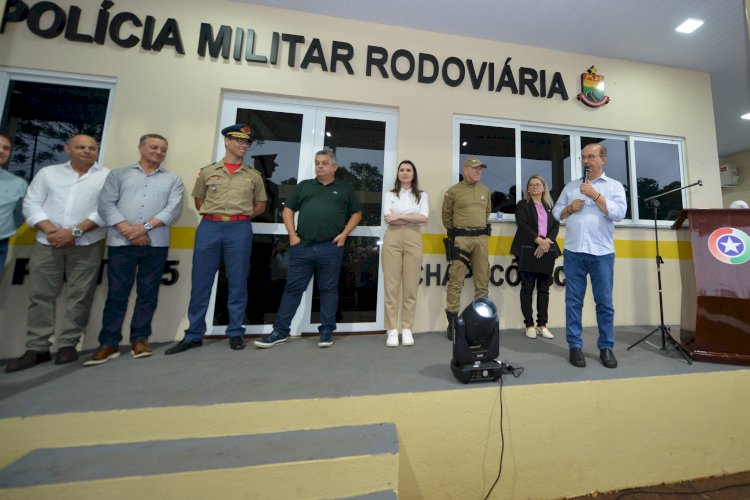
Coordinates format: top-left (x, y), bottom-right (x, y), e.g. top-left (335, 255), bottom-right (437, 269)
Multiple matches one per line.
top-left (401, 329), bottom-right (414, 346)
top-left (386, 330), bottom-right (399, 347)
top-left (385, 329), bottom-right (415, 347)
top-left (537, 326), bottom-right (554, 339)
top-left (526, 326), bottom-right (554, 339)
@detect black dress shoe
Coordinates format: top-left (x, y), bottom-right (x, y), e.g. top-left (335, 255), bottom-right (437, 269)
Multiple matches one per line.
top-left (165, 340), bottom-right (202, 355)
top-left (5, 350), bottom-right (52, 373)
top-left (569, 347), bottom-right (586, 367)
top-left (600, 348), bottom-right (618, 368)
top-left (55, 346), bottom-right (79, 365)
top-left (229, 336), bottom-right (246, 351)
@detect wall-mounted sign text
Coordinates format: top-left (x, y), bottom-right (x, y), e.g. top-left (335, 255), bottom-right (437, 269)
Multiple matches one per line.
top-left (2, 0), bottom-right (571, 101)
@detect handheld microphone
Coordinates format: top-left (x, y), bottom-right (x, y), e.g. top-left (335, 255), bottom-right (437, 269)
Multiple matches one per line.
top-left (583, 167), bottom-right (590, 182)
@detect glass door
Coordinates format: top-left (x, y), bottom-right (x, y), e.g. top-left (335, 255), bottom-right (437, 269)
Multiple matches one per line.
top-left (210, 94), bottom-right (397, 335)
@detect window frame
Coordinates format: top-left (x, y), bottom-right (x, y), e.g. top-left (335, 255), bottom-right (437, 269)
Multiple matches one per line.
top-left (216, 92), bottom-right (399, 335)
top-left (455, 114), bottom-right (688, 227)
top-left (628, 135), bottom-right (687, 223)
top-left (0, 66), bottom-right (117, 167)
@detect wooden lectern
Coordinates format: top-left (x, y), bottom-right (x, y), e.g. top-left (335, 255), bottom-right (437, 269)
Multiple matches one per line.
top-left (672, 209), bottom-right (750, 364)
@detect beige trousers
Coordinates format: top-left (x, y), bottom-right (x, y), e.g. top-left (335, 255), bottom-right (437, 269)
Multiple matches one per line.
top-left (25, 241), bottom-right (104, 351)
top-left (382, 224), bottom-right (423, 330)
top-left (446, 235), bottom-right (489, 314)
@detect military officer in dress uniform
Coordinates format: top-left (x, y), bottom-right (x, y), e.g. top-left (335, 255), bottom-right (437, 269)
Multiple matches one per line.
top-left (442, 156), bottom-right (492, 339)
top-left (166, 124), bottom-right (267, 354)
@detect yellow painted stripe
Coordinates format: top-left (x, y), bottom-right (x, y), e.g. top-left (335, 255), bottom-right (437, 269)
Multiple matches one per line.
top-left (171, 227), bottom-right (198, 249)
top-left (9, 225), bottom-right (36, 245)
top-left (423, 233), bottom-right (692, 259)
top-left (10, 225), bottom-right (197, 250)
top-left (10, 227), bottom-right (692, 259)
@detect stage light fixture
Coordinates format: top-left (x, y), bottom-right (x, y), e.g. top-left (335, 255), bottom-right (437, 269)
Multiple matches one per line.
top-left (451, 297), bottom-right (503, 383)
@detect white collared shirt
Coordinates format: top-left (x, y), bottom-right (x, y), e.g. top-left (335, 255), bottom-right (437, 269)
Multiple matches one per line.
top-left (383, 188), bottom-right (429, 222)
top-left (23, 161), bottom-right (110, 246)
top-left (552, 173), bottom-right (627, 255)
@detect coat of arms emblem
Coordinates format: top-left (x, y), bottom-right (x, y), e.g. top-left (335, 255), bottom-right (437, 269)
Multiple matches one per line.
top-left (577, 66), bottom-right (611, 107)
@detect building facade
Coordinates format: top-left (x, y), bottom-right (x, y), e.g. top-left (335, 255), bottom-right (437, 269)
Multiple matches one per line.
top-left (0, 0), bottom-right (724, 358)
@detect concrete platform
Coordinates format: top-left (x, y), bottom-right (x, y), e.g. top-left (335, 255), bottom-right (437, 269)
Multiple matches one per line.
top-left (1, 326), bottom-right (744, 418)
top-left (1, 326), bottom-right (749, 499)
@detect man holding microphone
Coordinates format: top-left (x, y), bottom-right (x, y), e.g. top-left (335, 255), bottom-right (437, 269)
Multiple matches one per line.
top-left (553, 143), bottom-right (627, 369)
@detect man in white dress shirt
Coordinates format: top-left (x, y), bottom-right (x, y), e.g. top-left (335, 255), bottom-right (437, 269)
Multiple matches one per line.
top-left (552, 143), bottom-right (627, 369)
top-left (6, 135), bottom-right (109, 373)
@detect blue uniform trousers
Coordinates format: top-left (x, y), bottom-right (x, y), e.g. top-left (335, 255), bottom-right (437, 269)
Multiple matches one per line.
top-left (185, 219), bottom-right (253, 340)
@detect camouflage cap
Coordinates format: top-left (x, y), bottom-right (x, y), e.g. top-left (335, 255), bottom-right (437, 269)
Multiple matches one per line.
top-left (462, 157), bottom-right (487, 169)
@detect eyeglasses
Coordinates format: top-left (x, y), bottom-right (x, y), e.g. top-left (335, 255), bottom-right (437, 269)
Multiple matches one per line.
top-left (230, 138), bottom-right (251, 146)
top-left (528, 183), bottom-right (544, 188)
top-left (579, 154), bottom-right (600, 161)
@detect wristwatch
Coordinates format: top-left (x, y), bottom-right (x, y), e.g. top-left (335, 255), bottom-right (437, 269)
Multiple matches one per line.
top-left (71, 227), bottom-right (83, 238)
top-left (144, 222), bottom-right (153, 231)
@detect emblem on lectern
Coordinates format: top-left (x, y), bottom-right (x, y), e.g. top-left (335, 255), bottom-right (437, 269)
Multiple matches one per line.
top-left (707, 228), bottom-right (750, 264)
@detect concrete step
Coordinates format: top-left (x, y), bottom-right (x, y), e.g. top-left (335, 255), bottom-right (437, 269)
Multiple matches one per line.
top-left (0, 423), bottom-right (399, 499)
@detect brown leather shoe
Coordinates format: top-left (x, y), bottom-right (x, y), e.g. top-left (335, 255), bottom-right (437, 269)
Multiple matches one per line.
top-left (83, 345), bottom-right (120, 367)
top-left (5, 350), bottom-right (52, 373)
top-left (55, 346), bottom-right (79, 365)
top-left (131, 341), bottom-right (153, 359)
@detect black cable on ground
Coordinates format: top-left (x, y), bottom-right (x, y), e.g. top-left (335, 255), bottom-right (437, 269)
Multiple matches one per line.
top-left (482, 374), bottom-right (505, 500)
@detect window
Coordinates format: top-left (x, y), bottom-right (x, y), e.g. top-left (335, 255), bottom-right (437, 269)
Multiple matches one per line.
top-left (323, 116), bottom-right (386, 227)
top-left (0, 70), bottom-right (115, 182)
top-left (521, 131), bottom-right (571, 205)
top-left (459, 123), bottom-right (515, 214)
top-left (456, 116), bottom-right (686, 225)
top-left (633, 140), bottom-right (683, 221)
top-left (582, 136), bottom-right (630, 216)
top-left (235, 108), bottom-right (304, 223)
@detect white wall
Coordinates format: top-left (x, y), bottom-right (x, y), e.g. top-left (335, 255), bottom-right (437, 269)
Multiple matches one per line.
top-left (721, 150), bottom-right (750, 207)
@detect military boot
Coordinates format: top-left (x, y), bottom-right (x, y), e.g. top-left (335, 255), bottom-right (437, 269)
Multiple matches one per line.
top-left (446, 311), bottom-right (458, 340)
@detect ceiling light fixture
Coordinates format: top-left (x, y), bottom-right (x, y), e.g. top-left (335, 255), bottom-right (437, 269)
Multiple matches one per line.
top-left (675, 18), bottom-right (704, 34)
top-left (741, 112), bottom-right (750, 120)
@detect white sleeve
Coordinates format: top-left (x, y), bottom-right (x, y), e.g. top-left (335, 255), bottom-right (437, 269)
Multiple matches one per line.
top-left (383, 192), bottom-right (394, 218)
top-left (418, 191), bottom-right (429, 219)
top-left (23, 168), bottom-right (50, 227)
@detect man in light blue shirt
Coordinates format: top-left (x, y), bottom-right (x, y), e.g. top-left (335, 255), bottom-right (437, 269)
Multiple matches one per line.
top-left (0, 132), bottom-right (27, 276)
top-left (553, 143), bottom-right (627, 369)
top-left (84, 134), bottom-right (184, 366)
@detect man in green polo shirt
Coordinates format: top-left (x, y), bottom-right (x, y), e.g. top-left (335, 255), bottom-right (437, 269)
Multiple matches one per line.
top-left (255, 149), bottom-right (362, 348)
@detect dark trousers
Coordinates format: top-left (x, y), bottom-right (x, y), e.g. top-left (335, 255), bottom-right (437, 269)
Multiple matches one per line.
top-left (519, 271), bottom-right (553, 327)
top-left (98, 245), bottom-right (168, 348)
top-left (0, 238), bottom-right (8, 275)
top-left (185, 219), bottom-right (253, 340)
top-left (273, 241), bottom-right (345, 335)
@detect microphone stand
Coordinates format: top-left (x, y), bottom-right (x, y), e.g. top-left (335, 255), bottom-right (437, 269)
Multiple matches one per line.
top-left (626, 181), bottom-right (702, 364)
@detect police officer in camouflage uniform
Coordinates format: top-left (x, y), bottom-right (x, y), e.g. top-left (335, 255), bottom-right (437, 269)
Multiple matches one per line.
top-left (442, 157), bottom-right (492, 339)
top-left (166, 124), bottom-right (267, 355)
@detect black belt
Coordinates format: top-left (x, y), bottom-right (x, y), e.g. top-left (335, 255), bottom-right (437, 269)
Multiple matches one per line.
top-left (451, 227), bottom-right (487, 237)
